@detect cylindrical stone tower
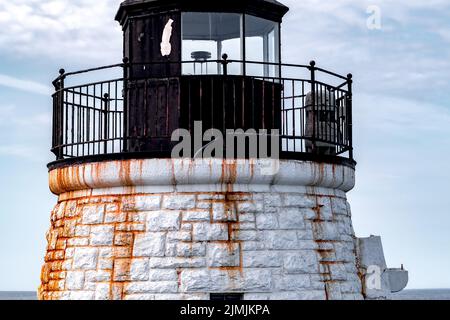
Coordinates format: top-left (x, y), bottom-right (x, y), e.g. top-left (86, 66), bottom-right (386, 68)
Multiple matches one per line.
top-left (39, 0), bottom-right (387, 300)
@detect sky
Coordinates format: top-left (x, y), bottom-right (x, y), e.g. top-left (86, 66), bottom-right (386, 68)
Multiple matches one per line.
top-left (0, 0), bottom-right (449, 291)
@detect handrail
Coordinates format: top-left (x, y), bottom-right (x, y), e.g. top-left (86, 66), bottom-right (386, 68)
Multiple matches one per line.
top-left (51, 57), bottom-right (354, 164)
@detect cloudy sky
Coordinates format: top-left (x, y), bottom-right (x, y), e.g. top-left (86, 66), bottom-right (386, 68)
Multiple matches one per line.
top-left (0, 0), bottom-right (449, 291)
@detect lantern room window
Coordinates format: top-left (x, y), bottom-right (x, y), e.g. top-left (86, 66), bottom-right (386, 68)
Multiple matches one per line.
top-left (182, 12), bottom-right (280, 77)
top-left (245, 14), bottom-right (280, 78)
top-left (182, 12), bottom-right (243, 75)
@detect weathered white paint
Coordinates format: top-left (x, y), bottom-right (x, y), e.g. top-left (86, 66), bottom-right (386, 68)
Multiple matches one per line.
top-left (40, 159), bottom-right (364, 300)
top-left (160, 19), bottom-right (174, 56)
top-left (357, 236), bottom-right (408, 299)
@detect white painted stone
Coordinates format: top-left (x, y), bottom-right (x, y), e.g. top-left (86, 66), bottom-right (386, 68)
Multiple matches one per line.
top-left (85, 270), bottom-right (111, 282)
top-left (123, 195), bottom-right (161, 211)
top-left (130, 259), bottom-right (150, 281)
top-left (68, 238), bottom-right (89, 247)
top-left (149, 257), bottom-right (206, 268)
top-left (43, 159), bottom-right (368, 301)
top-left (283, 251), bottom-right (318, 274)
top-left (73, 248), bottom-right (98, 270)
top-left (182, 211), bottom-right (210, 222)
top-left (236, 201), bottom-right (263, 213)
top-left (241, 241), bottom-right (266, 251)
top-left (82, 206), bottom-right (104, 224)
top-left (212, 202), bottom-right (237, 222)
top-left (149, 269), bottom-right (178, 282)
top-left (255, 214), bottom-right (278, 230)
top-left (75, 225), bottom-right (90, 237)
top-left (105, 212), bottom-right (127, 223)
top-left (283, 195), bottom-right (315, 208)
top-left (166, 231), bottom-right (192, 242)
top-left (297, 229), bottom-right (314, 240)
top-left (65, 271), bottom-right (85, 290)
top-left (231, 230), bottom-right (260, 241)
top-left (325, 282), bottom-right (343, 300)
top-left (176, 243), bottom-right (206, 257)
top-left (301, 208), bottom-right (318, 220)
top-left (70, 291), bottom-right (95, 300)
top-left (243, 251), bottom-right (281, 268)
top-left (273, 274), bottom-right (311, 291)
top-left (208, 243), bottom-right (240, 267)
top-left (317, 196), bottom-right (333, 220)
top-left (133, 233), bottom-right (166, 257)
top-left (192, 223), bottom-right (228, 241)
top-left (90, 225), bottom-right (114, 246)
top-left (331, 197), bottom-right (349, 216)
top-left (181, 270), bottom-right (211, 292)
top-left (125, 281), bottom-right (178, 294)
top-left (278, 208), bottom-right (306, 229)
top-left (243, 270), bottom-right (272, 291)
top-left (95, 283), bottom-right (110, 300)
top-left (263, 194), bottom-right (282, 212)
top-left (238, 212), bottom-right (255, 222)
top-left (265, 230), bottom-right (301, 250)
top-left (313, 222), bottom-right (340, 241)
top-left (147, 211), bottom-right (181, 231)
top-left (124, 294), bottom-right (155, 300)
top-left (163, 195), bottom-right (195, 210)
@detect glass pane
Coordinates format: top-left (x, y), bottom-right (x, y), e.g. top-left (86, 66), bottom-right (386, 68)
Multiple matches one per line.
top-left (245, 15), bottom-right (280, 78)
top-left (182, 12), bottom-right (243, 75)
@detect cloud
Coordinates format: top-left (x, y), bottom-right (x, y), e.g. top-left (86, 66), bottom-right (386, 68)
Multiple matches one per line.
top-left (0, 0), bottom-right (123, 64)
top-left (280, 0), bottom-right (450, 103)
top-left (0, 73), bottom-right (51, 95)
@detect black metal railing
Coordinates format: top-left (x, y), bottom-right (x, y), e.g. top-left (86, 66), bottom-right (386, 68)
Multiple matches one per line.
top-left (51, 58), bottom-right (353, 163)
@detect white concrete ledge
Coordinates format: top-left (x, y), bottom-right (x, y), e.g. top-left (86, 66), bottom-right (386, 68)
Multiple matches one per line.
top-left (49, 158), bottom-right (355, 195)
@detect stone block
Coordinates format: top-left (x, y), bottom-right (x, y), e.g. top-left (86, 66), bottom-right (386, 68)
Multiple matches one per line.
top-left (130, 259), bottom-right (150, 281)
top-left (192, 223), bottom-right (228, 241)
top-left (243, 251), bottom-right (281, 268)
top-left (278, 208), bottom-right (306, 229)
top-left (255, 213), bottom-right (278, 230)
top-left (283, 194), bottom-right (315, 208)
top-left (82, 206), bottom-right (104, 224)
top-left (65, 271), bottom-right (85, 290)
top-left (122, 195), bottom-right (161, 212)
top-left (149, 257), bottom-right (206, 269)
top-left (148, 269), bottom-right (178, 282)
top-left (208, 243), bottom-right (240, 267)
top-left (73, 248), bottom-right (98, 270)
top-left (163, 195), bottom-right (196, 210)
top-left (283, 251), bottom-right (318, 274)
top-left (176, 243), bottom-right (206, 257)
top-left (90, 225), bottom-right (114, 246)
top-left (133, 232), bottom-right (165, 257)
top-left (212, 203), bottom-right (237, 222)
top-left (147, 211), bottom-right (181, 231)
top-left (182, 210), bottom-right (210, 222)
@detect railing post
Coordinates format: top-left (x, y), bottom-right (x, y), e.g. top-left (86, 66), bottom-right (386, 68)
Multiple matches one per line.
top-left (309, 61), bottom-right (317, 153)
top-left (221, 54), bottom-right (228, 76)
top-left (122, 57), bottom-right (129, 152)
top-left (54, 68), bottom-right (65, 160)
top-left (346, 73), bottom-right (353, 160)
top-left (103, 93), bottom-right (110, 154)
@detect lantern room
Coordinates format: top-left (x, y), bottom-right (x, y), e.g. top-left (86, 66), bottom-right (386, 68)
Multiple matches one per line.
top-left (115, 0), bottom-right (288, 77)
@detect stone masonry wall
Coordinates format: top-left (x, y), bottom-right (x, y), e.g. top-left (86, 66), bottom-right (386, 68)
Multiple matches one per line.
top-left (39, 159), bottom-right (363, 300)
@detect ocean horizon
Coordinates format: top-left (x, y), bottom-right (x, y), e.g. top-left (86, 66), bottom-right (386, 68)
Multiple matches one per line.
top-left (1, 289), bottom-right (450, 300)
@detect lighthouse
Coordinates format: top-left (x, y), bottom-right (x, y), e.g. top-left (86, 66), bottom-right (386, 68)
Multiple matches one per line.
top-left (39, 0), bottom-right (407, 300)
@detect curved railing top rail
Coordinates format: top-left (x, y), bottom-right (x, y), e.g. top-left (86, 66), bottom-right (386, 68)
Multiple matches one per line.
top-left (50, 58), bottom-right (354, 167)
top-left (52, 58), bottom-right (352, 88)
